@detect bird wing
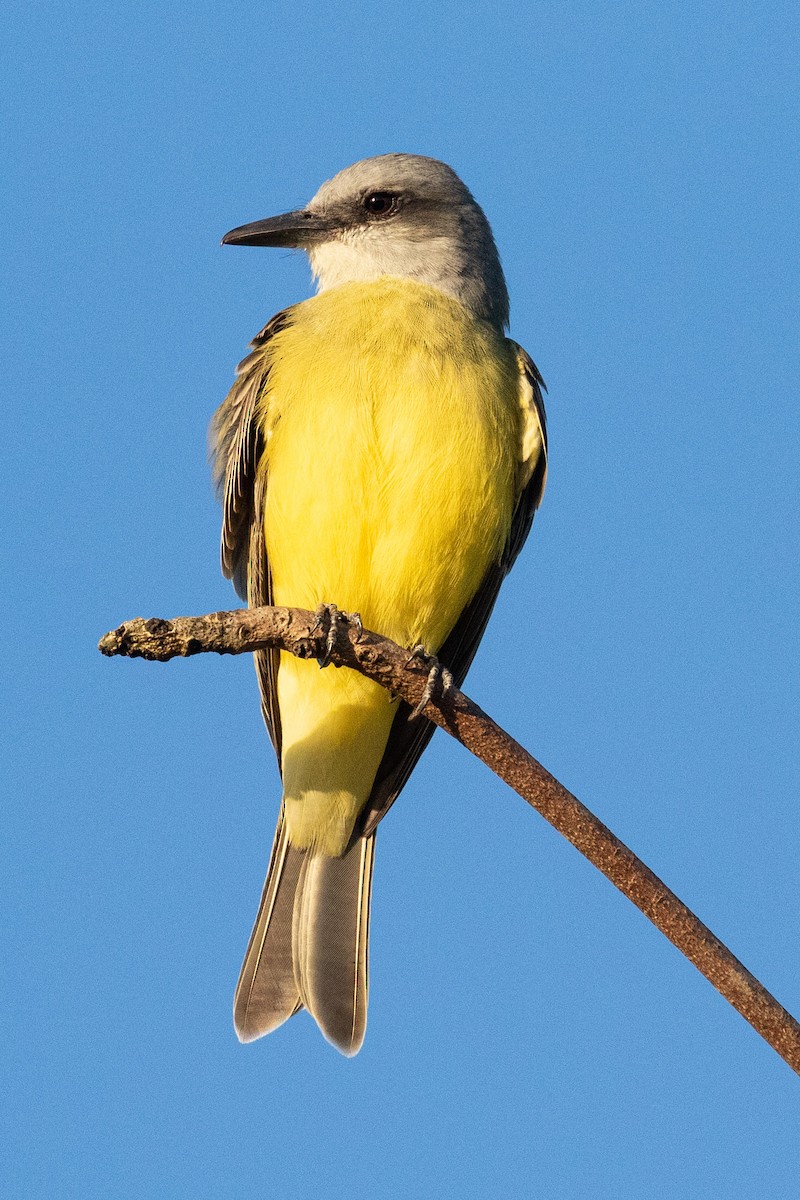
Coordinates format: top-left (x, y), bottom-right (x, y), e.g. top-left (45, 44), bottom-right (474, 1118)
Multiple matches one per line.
top-left (211, 322), bottom-right (547, 837)
top-left (209, 310), bottom-right (291, 756)
top-left (356, 341), bottom-right (547, 838)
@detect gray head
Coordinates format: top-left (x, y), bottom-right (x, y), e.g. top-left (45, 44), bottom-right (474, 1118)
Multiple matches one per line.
top-left (222, 154), bottom-right (509, 330)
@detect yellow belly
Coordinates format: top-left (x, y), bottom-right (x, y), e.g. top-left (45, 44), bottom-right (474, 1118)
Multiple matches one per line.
top-left (260, 278), bottom-right (521, 854)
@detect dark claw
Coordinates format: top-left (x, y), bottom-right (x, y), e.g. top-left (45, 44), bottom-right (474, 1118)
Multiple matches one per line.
top-left (405, 643), bottom-right (430, 668)
top-left (410, 653), bottom-right (454, 719)
top-left (312, 603), bottom-right (344, 668)
top-left (310, 603), bottom-right (336, 638)
top-left (312, 604), bottom-right (364, 667)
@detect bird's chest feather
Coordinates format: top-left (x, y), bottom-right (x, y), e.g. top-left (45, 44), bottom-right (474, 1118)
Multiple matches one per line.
top-left (260, 280), bottom-right (520, 648)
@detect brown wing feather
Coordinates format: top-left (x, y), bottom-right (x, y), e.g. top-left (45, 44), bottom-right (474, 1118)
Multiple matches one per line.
top-left (208, 313), bottom-right (280, 590)
top-left (248, 468), bottom-right (283, 756)
top-left (209, 311), bottom-right (291, 755)
top-left (355, 342), bottom-right (547, 840)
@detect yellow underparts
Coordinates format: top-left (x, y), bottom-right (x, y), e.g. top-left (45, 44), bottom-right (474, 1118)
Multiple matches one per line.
top-left (260, 278), bottom-right (521, 856)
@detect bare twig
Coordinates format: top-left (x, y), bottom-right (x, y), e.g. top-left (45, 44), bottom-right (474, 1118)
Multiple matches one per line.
top-left (99, 604), bottom-right (800, 1075)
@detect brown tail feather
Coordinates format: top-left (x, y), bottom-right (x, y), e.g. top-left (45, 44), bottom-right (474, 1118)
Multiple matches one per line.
top-left (233, 812), bottom-right (303, 1042)
top-left (292, 833), bottom-right (374, 1056)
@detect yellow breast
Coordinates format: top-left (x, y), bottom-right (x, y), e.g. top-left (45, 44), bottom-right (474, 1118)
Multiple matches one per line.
top-left (258, 278), bottom-right (522, 853)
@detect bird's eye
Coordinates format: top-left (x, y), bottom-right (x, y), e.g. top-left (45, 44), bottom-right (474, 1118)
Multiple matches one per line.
top-left (363, 192), bottom-right (398, 216)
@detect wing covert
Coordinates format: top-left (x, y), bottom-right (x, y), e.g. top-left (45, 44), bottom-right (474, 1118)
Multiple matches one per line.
top-left (209, 310), bottom-right (291, 754)
top-left (209, 311), bottom-right (289, 597)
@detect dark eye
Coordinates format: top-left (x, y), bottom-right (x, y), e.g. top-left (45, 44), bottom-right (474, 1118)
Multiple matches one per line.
top-left (363, 192), bottom-right (398, 216)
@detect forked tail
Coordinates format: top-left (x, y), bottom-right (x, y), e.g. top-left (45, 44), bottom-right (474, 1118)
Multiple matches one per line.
top-left (233, 812), bottom-right (374, 1056)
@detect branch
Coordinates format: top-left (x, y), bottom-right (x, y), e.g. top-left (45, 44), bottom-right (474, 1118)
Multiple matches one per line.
top-left (99, 604), bottom-right (800, 1075)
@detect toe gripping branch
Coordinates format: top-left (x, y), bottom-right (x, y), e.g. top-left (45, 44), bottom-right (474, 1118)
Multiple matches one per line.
top-left (311, 603), bottom-right (363, 668)
top-left (308, 615), bottom-right (452, 721)
top-left (405, 645), bottom-right (455, 720)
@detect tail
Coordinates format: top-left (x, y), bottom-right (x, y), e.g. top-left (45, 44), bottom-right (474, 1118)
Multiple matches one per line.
top-left (233, 811), bottom-right (375, 1056)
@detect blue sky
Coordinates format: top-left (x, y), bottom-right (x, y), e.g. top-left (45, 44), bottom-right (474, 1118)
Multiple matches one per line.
top-left (3, 1), bottom-right (799, 1196)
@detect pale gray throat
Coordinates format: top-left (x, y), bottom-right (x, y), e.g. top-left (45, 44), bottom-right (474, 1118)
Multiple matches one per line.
top-left (307, 224), bottom-right (510, 331)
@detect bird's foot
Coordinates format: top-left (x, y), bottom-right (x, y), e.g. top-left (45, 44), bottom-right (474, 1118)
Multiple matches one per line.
top-left (350, 611), bottom-right (364, 641)
top-left (405, 643), bottom-right (429, 666)
top-left (311, 604), bottom-right (363, 667)
top-left (405, 645), bottom-right (454, 719)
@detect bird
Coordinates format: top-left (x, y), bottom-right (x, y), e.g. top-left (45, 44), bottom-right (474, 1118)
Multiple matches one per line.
top-left (209, 154), bottom-right (547, 1055)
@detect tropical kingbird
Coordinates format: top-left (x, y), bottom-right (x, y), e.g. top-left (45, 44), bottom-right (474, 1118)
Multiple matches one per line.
top-left (210, 154), bottom-right (547, 1055)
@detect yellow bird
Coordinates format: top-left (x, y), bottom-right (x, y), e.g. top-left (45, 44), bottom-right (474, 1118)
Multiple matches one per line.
top-left (210, 154), bottom-right (547, 1055)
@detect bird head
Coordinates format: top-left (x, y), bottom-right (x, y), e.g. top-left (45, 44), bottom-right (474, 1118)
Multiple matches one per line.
top-left (222, 153), bottom-right (509, 329)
